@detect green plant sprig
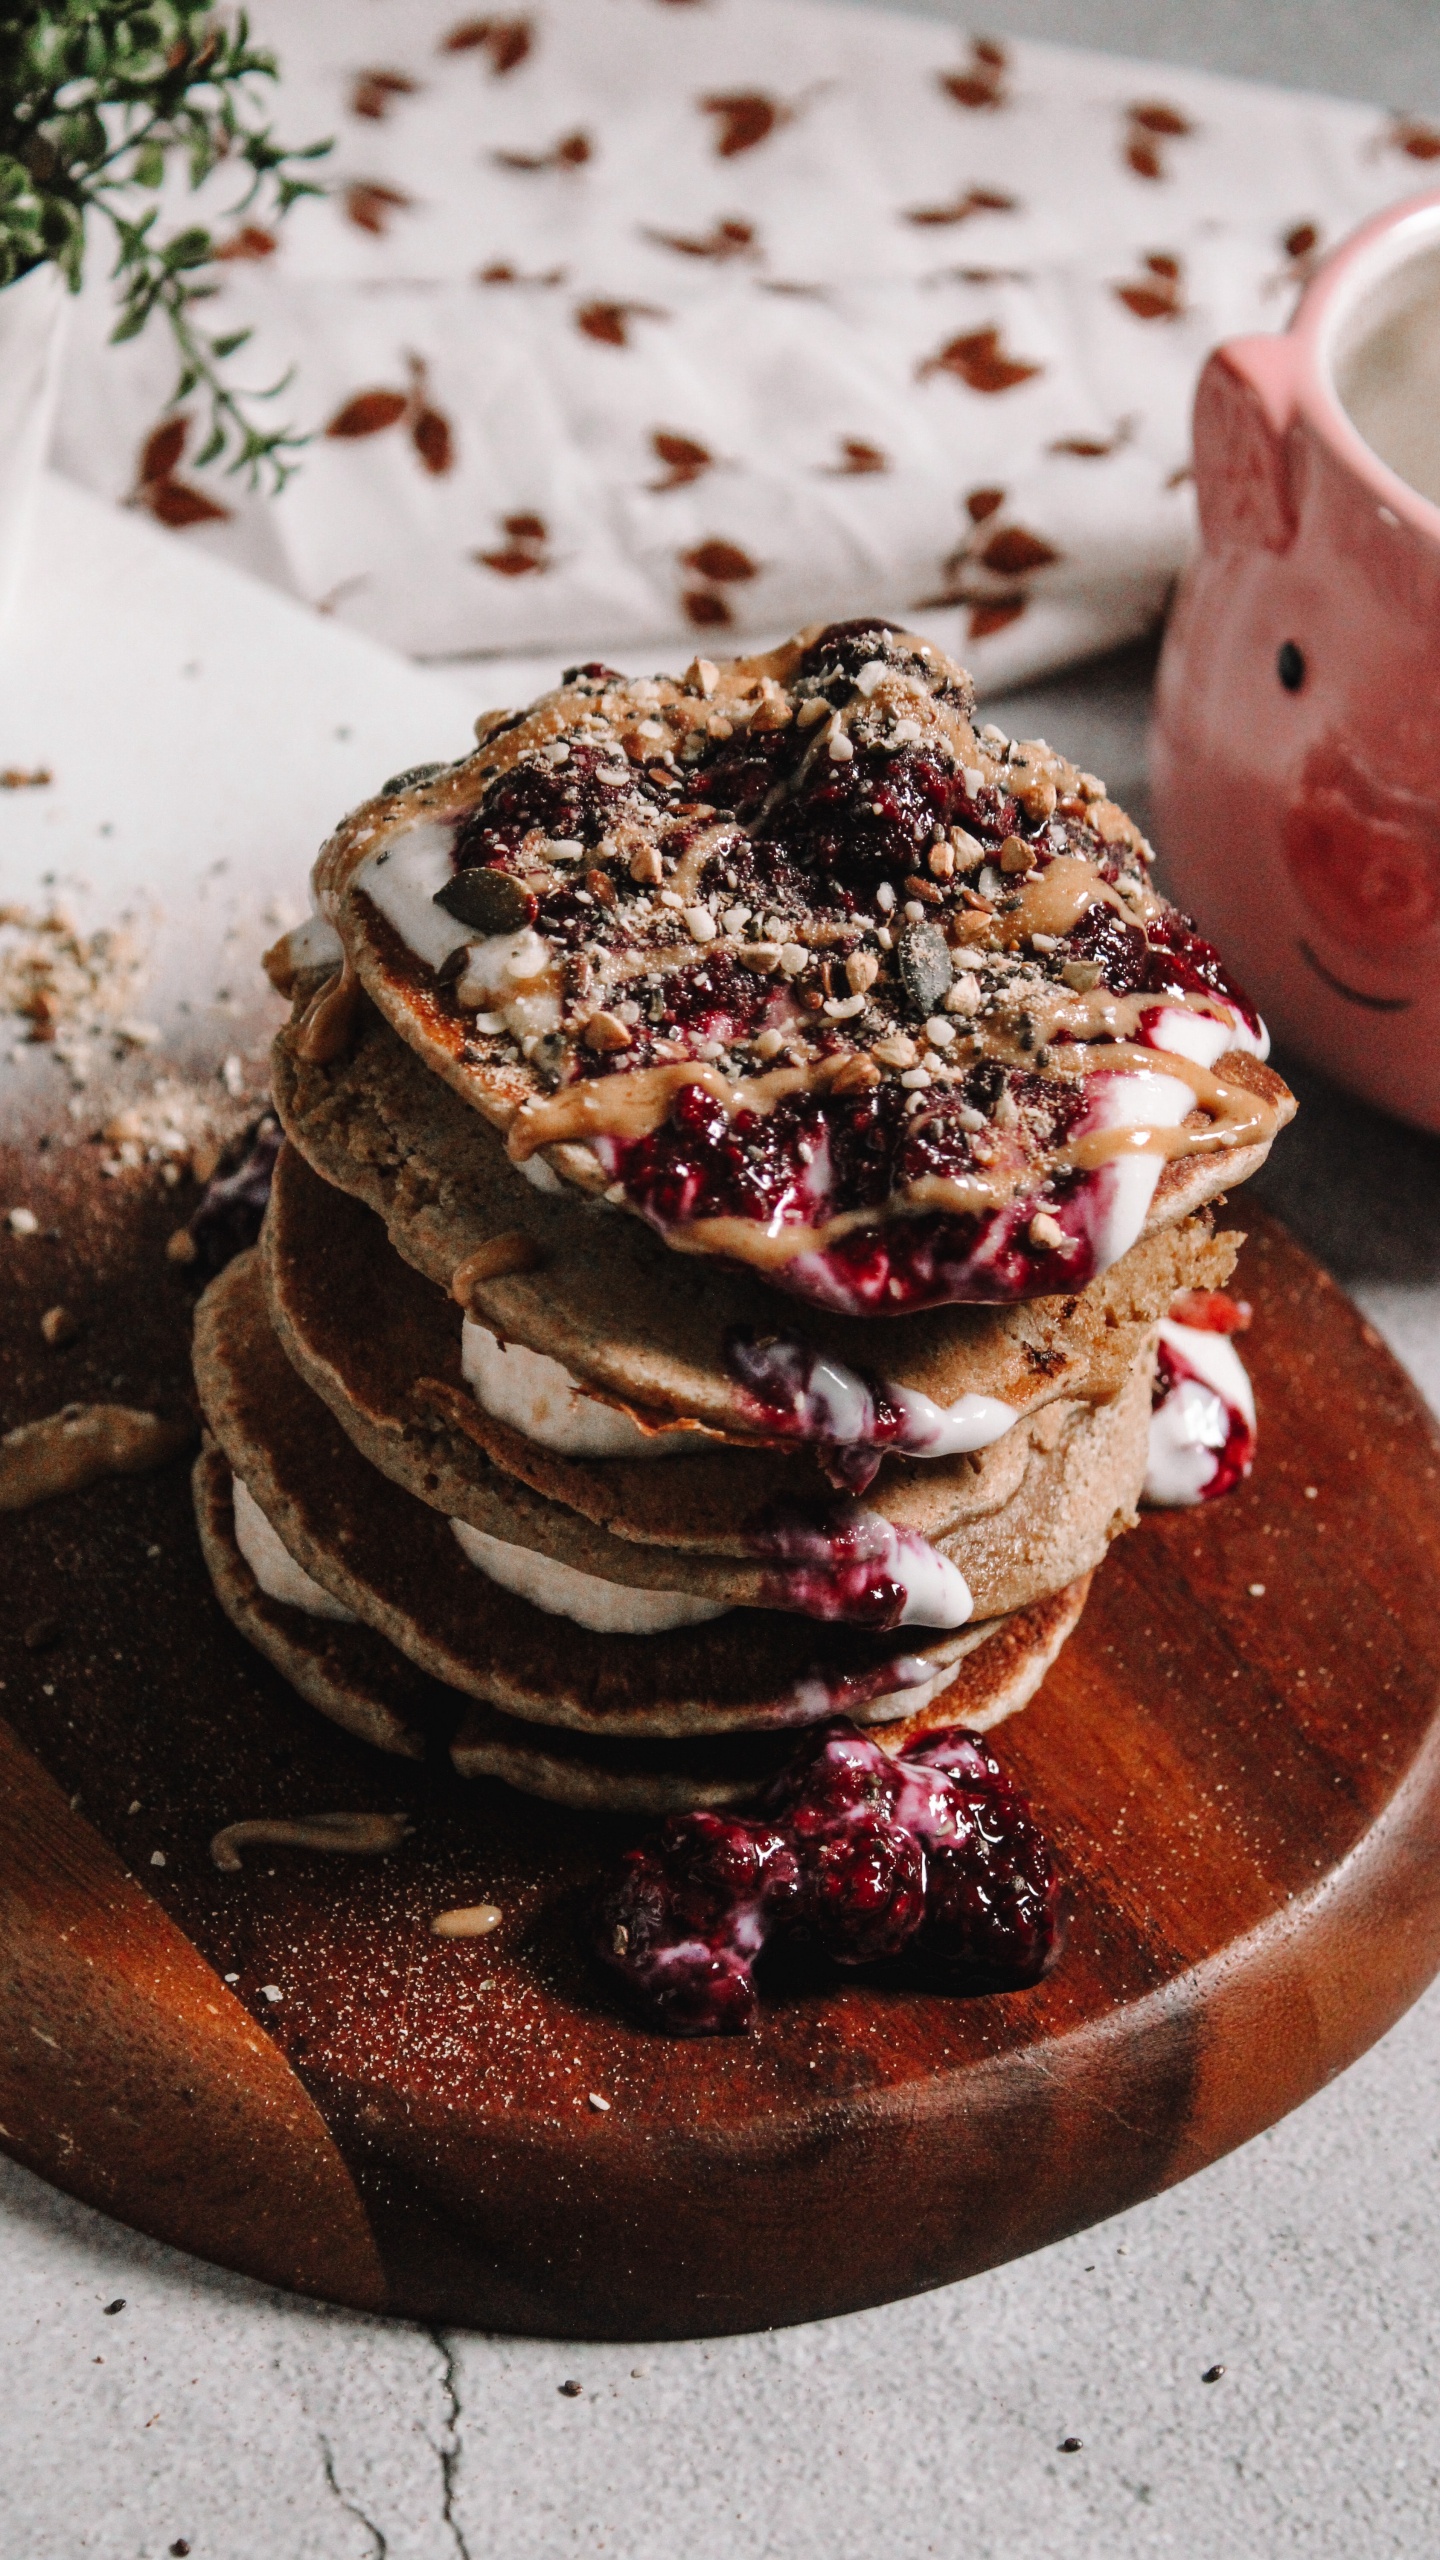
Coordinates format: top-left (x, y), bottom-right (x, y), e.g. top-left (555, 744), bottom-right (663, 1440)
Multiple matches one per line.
top-left (1, 4), bottom-right (331, 490)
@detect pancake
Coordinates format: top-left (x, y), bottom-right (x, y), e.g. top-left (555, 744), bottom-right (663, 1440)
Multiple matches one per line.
top-left (195, 1440), bottom-right (1090, 1814)
top-left (297, 620), bottom-right (1292, 1314)
top-left (271, 992), bottom-right (1239, 1451)
top-left (253, 1154), bottom-right (1153, 1617)
top-left (194, 1251), bottom-right (1017, 1738)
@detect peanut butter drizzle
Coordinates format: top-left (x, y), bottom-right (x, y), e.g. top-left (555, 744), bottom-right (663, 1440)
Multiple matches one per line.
top-left (450, 1231), bottom-right (544, 1302)
top-left (293, 953), bottom-right (361, 1064)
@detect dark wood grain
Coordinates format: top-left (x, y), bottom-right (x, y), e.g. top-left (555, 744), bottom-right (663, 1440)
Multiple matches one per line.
top-left (3, 1141), bottom-right (1439, 2339)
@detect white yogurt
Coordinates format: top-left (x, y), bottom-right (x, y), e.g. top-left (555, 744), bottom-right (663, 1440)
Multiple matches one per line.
top-left (462, 1319), bottom-right (684, 1460)
top-left (353, 822), bottom-right (471, 971)
top-left (232, 1474), bottom-right (357, 1621)
top-left (1143, 1320), bottom-right (1256, 1507)
top-left (450, 1517), bottom-right (728, 1633)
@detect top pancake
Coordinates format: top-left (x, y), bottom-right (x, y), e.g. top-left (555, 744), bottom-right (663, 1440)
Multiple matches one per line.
top-left (272, 993), bottom-right (1238, 1447)
top-left (294, 618), bottom-right (1292, 1311)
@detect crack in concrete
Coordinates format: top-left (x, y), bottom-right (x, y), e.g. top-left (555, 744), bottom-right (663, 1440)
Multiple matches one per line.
top-left (319, 2435), bottom-right (388, 2559)
top-left (428, 2327), bottom-right (473, 2560)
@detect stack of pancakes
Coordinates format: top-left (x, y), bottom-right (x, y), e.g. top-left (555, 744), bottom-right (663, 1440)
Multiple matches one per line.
top-left (192, 622), bottom-right (1290, 1812)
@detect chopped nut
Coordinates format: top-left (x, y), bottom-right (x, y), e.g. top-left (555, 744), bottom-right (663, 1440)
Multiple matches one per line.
top-left (686, 657), bottom-right (719, 697)
top-left (928, 842), bottom-right (955, 880)
top-left (945, 974), bottom-right (982, 1014)
top-left (924, 1015), bottom-right (957, 1048)
top-left (903, 875), bottom-right (943, 908)
top-left (827, 727), bottom-right (854, 764)
top-left (823, 992), bottom-right (866, 1020)
top-left (873, 1034), bottom-right (918, 1070)
top-left (431, 1902), bottom-right (503, 1938)
top-left (684, 905), bottom-right (718, 943)
top-left (778, 942), bottom-right (809, 977)
top-left (1029, 1212), bottom-right (1067, 1251)
top-left (706, 712), bottom-right (734, 740)
top-left (584, 1010), bottom-right (633, 1054)
top-left (40, 1305), bottom-right (79, 1347)
top-left (796, 697), bottom-right (830, 727)
top-left (628, 844), bottom-right (663, 886)
top-left (721, 904), bottom-right (750, 935)
top-left (853, 660), bottom-right (889, 697)
top-left (753, 1027), bottom-right (785, 1061)
top-left (1061, 959), bottom-right (1103, 993)
top-left (845, 951), bottom-right (880, 995)
top-left (738, 942), bottom-right (781, 973)
top-left (827, 1052), bottom-right (881, 1094)
top-left (900, 1066), bottom-right (931, 1090)
top-left (875, 882), bottom-right (896, 913)
top-left (585, 868), bottom-right (617, 909)
top-left (999, 835), bottom-right (1036, 875)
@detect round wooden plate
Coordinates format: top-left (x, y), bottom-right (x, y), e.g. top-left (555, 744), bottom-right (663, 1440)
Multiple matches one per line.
top-left (3, 1147), bottom-right (1440, 2341)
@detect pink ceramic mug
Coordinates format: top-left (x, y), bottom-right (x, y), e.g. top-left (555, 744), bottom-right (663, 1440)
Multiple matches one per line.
top-left (1152, 187), bottom-right (1440, 1135)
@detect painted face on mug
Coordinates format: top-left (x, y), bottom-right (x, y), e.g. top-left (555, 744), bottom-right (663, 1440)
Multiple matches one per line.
top-left (1283, 736), bottom-right (1440, 961)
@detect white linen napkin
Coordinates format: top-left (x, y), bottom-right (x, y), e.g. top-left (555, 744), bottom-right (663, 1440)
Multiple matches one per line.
top-left (50, 0), bottom-right (1440, 685)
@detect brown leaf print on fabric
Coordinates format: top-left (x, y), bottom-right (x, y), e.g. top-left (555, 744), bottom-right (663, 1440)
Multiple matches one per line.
top-left (130, 416), bottom-right (232, 530)
top-left (1113, 251), bottom-right (1186, 321)
top-left (1048, 415), bottom-right (1135, 458)
top-left (326, 388), bottom-right (410, 438)
top-left (351, 69), bottom-right (419, 121)
top-left (344, 182), bottom-right (415, 236)
top-left (978, 526), bottom-right (1059, 576)
top-left (1263, 221), bottom-right (1323, 299)
top-left (442, 17), bottom-right (533, 73)
top-left (213, 224), bottom-right (277, 261)
top-left (643, 217), bottom-right (759, 261)
top-left (1381, 115), bottom-right (1440, 161)
top-left (1123, 101), bottom-right (1195, 181)
top-left (477, 260), bottom-right (568, 286)
top-left (493, 129), bottom-right (591, 171)
top-left (913, 485), bottom-right (1058, 638)
top-left (916, 327), bottom-right (1040, 393)
top-left (325, 359), bottom-right (455, 474)
top-left (576, 299), bottom-right (669, 347)
top-left (938, 37), bottom-right (1008, 112)
top-left (683, 588), bottom-right (734, 628)
top-left (967, 596), bottom-right (1027, 638)
top-left (683, 540), bottom-right (759, 583)
top-left (649, 432), bottom-right (715, 491)
top-left (905, 186), bottom-right (1017, 227)
top-left (681, 537), bottom-right (760, 629)
top-left (821, 437), bottom-right (889, 476)
top-left (700, 92), bottom-right (794, 157)
top-left (475, 512), bottom-right (552, 576)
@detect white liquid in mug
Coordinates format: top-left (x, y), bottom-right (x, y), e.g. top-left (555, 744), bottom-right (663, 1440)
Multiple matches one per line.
top-left (1336, 239), bottom-right (1440, 508)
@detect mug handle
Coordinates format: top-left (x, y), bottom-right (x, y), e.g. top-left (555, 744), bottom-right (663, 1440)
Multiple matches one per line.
top-left (1193, 335), bottom-right (1300, 556)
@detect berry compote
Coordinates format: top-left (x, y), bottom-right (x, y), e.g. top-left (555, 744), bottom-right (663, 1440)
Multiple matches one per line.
top-left (592, 1718), bottom-right (1064, 2033)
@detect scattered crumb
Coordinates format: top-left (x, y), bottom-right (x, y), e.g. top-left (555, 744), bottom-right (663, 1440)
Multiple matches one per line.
top-left (40, 1304), bottom-right (80, 1347)
top-left (150, 1850), bottom-right (167, 1868)
top-left (6, 1206), bottom-right (38, 1236)
top-left (587, 2092), bottom-right (611, 2113)
top-left (166, 1226), bottom-right (198, 1265)
top-left (1248, 1582), bottom-right (1266, 1597)
top-left (558, 2380), bottom-right (583, 2398)
top-left (0, 767), bottom-right (52, 790)
top-left (260, 1985), bottom-right (283, 2003)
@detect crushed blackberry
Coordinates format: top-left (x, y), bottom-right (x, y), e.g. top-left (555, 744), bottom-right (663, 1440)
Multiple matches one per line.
top-left (593, 1719), bottom-right (1065, 2033)
top-left (187, 1118), bottom-right (281, 1275)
